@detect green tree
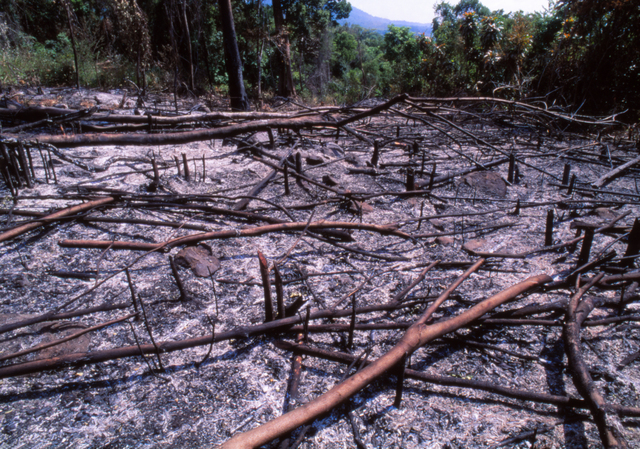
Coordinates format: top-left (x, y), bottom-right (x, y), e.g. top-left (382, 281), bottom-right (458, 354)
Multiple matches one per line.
top-left (547, 0), bottom-right (640, 117)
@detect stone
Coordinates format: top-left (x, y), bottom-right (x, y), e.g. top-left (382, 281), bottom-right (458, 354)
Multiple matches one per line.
top-left (306, 155), bottom-right (325, 166)
top-left (248, 131), bottom-right (272, 145)
top-left (349, 201), bottom-right (374, 214)
top-left (322, 143), bottom-right (343, 158)
top-left (436, 236), bottom-right (454, 246)
top-left (322, 175), bottom-right (339, 186)
top-left (462, 238), bottom-right (487, 252)
top-left (406, 197), bottom-right (420, 207)
top-left (430, 219), bottom-right (447, 230)
top-left (462, 171), bottom-right (507, 198)
top-left (345, 154), bottom-right (366, 166)
top-left (594, 208), bottom-right (617, 220)
top-left (0, 314), bottom-right (91, 361)
top-left (174, 245), bottom-right (221, 277)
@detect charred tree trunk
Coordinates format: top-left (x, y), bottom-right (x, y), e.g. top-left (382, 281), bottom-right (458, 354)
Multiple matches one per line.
top-left (217, 0), bottom-right (250, 111)
top-left (272, 0), bottom-right (295, 98)
top-left (181, 0), bottom-right (195, 91)
top-left (63, 0), bottom-right (80, 89)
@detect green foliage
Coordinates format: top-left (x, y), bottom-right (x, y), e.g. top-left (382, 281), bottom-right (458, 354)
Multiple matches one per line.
top-left (2, 0), bottom-right (637, 119)
top-left (544, 0), bottom-right (640, 117)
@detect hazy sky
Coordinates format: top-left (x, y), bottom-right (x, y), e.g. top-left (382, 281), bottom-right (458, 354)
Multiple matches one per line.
top-left (348, 0), bottom-right (553, 23)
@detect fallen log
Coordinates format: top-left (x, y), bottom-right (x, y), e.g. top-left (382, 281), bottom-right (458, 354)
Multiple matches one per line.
top-left (0, 196), bottom-right (115, 243)
top-left (274, 341), bottom-right (640, 417)
top-left (9, 95), bottom-right (408, 148)
top-left (407, 96), bottom-right (623, 126)
top-left (58, 220), bottom-right (410, 251)
top-left (592, 155), bottom-right (640, 189)
top-left (217, 269), bottom-right (551, 448)
top-left (0, 294), bottom-right (439, 377)
top-left (0, 106), bottom-right (303, 124)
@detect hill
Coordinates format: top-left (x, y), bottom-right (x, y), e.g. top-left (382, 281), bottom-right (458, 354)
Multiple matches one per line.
top-left (339, 6), bottom-right (432, 35)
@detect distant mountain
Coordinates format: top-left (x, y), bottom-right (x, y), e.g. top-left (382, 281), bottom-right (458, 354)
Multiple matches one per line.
top-left (338, 7), bottom-right (432, 36)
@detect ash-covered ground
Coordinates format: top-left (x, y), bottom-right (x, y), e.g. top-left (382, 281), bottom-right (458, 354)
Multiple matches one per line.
top-left (0, 88), bottom-right (639, 448)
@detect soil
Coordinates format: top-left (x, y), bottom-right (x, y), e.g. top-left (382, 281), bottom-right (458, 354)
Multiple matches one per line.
top-left (0, 87), bottom-right (639, 448)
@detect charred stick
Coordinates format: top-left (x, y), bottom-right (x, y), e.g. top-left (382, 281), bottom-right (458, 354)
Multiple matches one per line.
top-left (306, 230), bottom-right (409, 262)
top-left (428, 162), bottom-right (436, 190)
top-left (621, 218), bottom-right (640, 268)
top-left (8, 145), bottom-right (23, 187)
top-left (275, 340), bottom-right (640, 417)
top-left (0, 196), bottom-right (115, 243)
top-left (347, 412), bottom-right (367, 449)
top-left (393, 354), bottom-right (407, 408)
top-left (182, 153), bottom-right (190, 180)
top-left (0, 291), bottom-right (554, 379)
top-left (274, 265), bottom-right (285, 319)
top-left (80, 216), bottom-right (210, 231)
top-left (295, 151), bottom-right (302, 173)
top-left (507, 152), bottom-right (515, 184)
top-left (37, 145), bottom-right (49, 184)
top-left (17, 142), bottom-right (32, 188)
top-left (619, 348), bottom-right (640, 369)
top-left (26, 143), bottom-right (36, 179)
top-left (125, 268), bottom-right (140, 320)
top-left (0, 164), bottom-right (16, 196)
top-left (196, 317), bottom-right (216, 367)
top-left (303, 305), bottom-right (310, 344)
top-left (577, 228), bottom-right (595, 269)
top-left (46, 149), bottom-right (57, 183)
top-left (283, 163), bottom-right (290, 195)
top-left (567, 173), bottom-right (576, 195)
top-left (288, 322), bottom-right (412, 333)
top-left (258, 252), bottom-right (275, 322)
top-left (169, 256), bottom-right (188, 301)
top-left (278, 333), bottom-right (304, 449)
top-left (210, 271), bottom-right (219, 318)
top-left (128, 320), bottom-right (165, 379)
top-left (406, 168), bottom-right (415, 191)
top-left (562, 163), bottom-right (571, 185)
top-left (151, 157), bottom-right (160, 184)
top-left (254, 156), bottom-right (344, 195)
top-left (233, 150), bottom-right (293, 211)
top-left (0, 282), bottom-right (429, 341)
top-left (137, 294), bottom-right (164, 371)
top-left (545, 209), bottom-right (554, 247)
top-left (470, 235), bottom-right (585, 260)
top-left (371, 141), bottom-right (380, 167)
top-left (418, 259), bottom-right (485, 325)
top-left (347, 294), bottom-right (356, 350)
top-left (175, 155), bottom-right (182, 177)
top-left (564, 273), bottom-right (629, 448)
top-left (489, 425), bottom-right (553, 449)
top-left (388, 261), bottom-right (439, 305)
top-left (59, 220), bottom-right (410, 251)
top-left (441, 336), bottom-right (538, 362)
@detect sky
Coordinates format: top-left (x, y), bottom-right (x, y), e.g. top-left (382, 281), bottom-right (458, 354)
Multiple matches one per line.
top-left (347, 0), bottom-right (553, 23)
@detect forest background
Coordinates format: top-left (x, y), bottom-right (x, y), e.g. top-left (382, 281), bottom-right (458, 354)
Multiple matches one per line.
top-left (0, 0), bottom-right (638, 121)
